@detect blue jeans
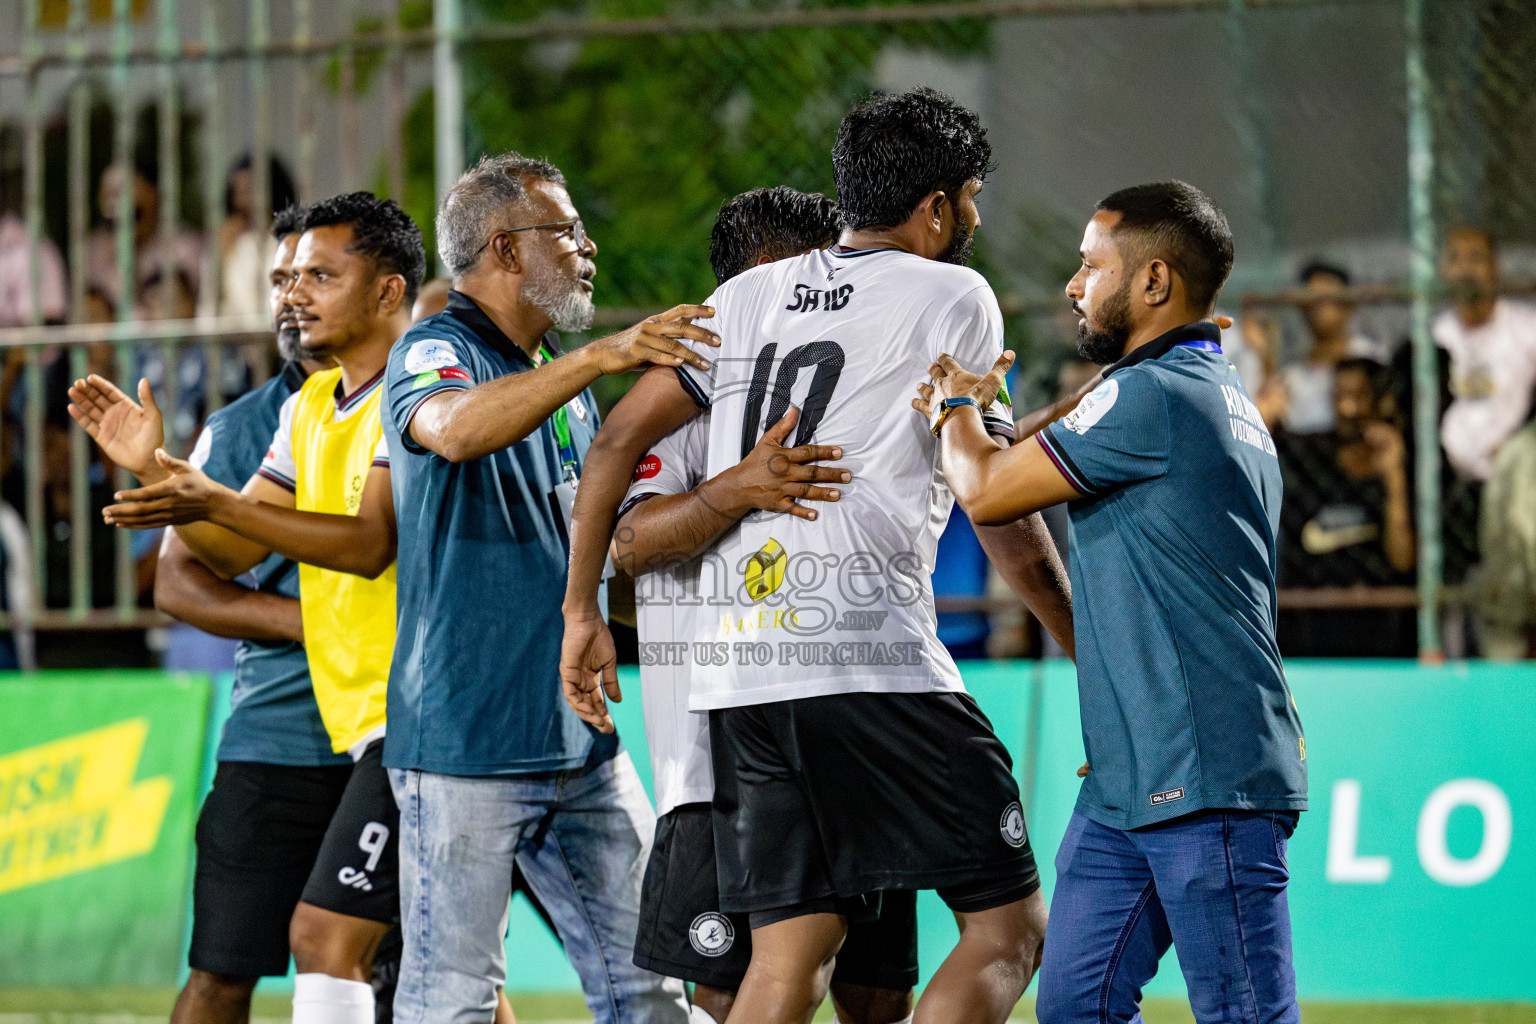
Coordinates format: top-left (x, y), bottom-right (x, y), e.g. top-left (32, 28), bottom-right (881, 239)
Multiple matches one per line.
top-left (1037, 809), bottom-right (1300, 1024)
top-left (388, 752), bottom-right (688, 1024)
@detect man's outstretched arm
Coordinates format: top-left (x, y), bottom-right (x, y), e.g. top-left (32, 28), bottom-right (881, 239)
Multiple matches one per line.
top-left (154, 529), bottom-right (305, 643)
top-left (561, 367), bottom-right (701, 731)
top-left (975, 517), bottom-right (1073, 660)
top-left (409, 305), bottom-right (718, 463)
top-left (105, 452), bottom-right (397, 580)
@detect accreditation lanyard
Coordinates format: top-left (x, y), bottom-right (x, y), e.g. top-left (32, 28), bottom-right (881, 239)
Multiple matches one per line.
top-left (540, 344), bottom-right (580, 483)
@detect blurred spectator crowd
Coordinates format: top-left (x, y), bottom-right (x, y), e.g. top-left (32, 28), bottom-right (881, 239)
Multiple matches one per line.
top-left (0, 137), bottom-right (298, 668)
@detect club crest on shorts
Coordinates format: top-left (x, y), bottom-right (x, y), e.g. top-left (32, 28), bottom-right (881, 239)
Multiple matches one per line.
top-left (999, 801), bottom-right (1027, 848)
top-left (689, 912), bottom-right (735, 957)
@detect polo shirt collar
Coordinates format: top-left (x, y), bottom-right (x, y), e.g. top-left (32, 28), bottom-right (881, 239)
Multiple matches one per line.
top-left (445, 289), bottom-right (562, 367)
top-left (1105, 320), bottom-right (1222, 377)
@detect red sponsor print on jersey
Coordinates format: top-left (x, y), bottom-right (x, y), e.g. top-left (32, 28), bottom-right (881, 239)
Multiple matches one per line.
top-left (634, 454), bottom-right (662, 481)
top-left (438, 366), bottom-right (471, 382)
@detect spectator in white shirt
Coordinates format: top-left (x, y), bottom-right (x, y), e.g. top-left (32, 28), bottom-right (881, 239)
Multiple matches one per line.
top-left (1434, 227), bottom-right (1536, 482)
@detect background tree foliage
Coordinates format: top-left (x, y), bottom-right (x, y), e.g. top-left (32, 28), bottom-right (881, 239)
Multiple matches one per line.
top-left (401, 0), bottom-right (989, 311)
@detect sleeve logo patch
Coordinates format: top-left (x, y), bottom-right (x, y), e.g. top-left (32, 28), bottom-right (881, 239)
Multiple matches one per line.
top-left (1062, 378), bottom-right (1119, 435)
top-left (633, 454), bottom-right (662, 481)
top-left (411, 367), bottom-right (470, 390)
top-left (403, 339), bottom-right (460, 373)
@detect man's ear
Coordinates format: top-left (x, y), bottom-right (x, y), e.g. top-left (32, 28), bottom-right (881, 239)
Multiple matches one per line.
top-left (917, 191), bottom-right (947, 234)
top-left (1143, 258), bottom-right (1173, 307)
top-left (490, 232), bottom-right (521, 275)
top-left (755, 254), bottom-right (775, 267)
top-left (378, 274), bottom-right (408, 315)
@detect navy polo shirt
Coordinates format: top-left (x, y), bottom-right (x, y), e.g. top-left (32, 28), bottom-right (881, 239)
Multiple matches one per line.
top-left (1037, 321), bottom-right (1307, 830)
top-left (382, 290), bottom-right (618, 776)
top-left (195, 365), bottom-right (347, 767)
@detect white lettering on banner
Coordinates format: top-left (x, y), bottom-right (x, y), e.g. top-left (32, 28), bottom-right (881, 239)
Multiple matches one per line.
top-left (1326, 777), bottom-right (1513, 887)
top-left (1417, 779), bottom-right (1512, 887)
top-left (1326, 779), bottom-right (1392, 883)
top-left (1221, 383), bottom-right (1277, 456)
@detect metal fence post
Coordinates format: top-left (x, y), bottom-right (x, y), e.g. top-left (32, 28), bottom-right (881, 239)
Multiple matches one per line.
top-left (434, 0), bottom-right (464, 213)
top-left (1405, 0), bottom-right (1443, 660)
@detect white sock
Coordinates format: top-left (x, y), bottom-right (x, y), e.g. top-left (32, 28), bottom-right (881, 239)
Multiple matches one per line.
top-left (690, 1004), bottom-right (723, 1024)
top-left (292, 972), bottom-right (375, 1024)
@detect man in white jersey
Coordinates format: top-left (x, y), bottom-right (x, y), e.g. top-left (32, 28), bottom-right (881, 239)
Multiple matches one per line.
top-left (562, 90), bottom-right (1073, 1024)
top-left (622, 188), bottom-right (919, 1024)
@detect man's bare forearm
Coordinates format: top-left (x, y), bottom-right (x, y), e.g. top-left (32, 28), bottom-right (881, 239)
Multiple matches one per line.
top-left (613, 487), bottom-right (739, 579)
top-left (155, 532), bottom-right (304, 642)
top-left (975, 514), bottom-right (1074, 659)
top-left (564, 369), bottom-right (698, 614)
top-left (172, 519), bottom-right (273, 580)
top-left (414, 347), bottom-right (604, 463)
top-left (207, 488), bottom-right (395, 579)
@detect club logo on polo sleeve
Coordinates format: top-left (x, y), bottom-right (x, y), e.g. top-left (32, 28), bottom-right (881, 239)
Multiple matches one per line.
top-left (403, 339), bottom-right (460, 373)
top-left (1062, 378), bottom-right (1119, 435)
top-left (689, 912), bottom-right (735, 956)
top-left (1000, 801), bottom-right (1027, 848)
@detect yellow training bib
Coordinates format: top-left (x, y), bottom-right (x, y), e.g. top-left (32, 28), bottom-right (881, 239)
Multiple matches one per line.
top-left (291, 368), bottom-right (396, 754)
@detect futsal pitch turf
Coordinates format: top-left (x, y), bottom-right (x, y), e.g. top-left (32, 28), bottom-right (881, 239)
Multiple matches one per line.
top-left (0, 991), bottom-right (1533, 1023)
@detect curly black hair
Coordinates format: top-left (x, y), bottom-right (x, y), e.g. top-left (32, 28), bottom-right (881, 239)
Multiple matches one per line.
top-left (831, 87), bottom-right (992, 232)
top-left (271, 203), bottom-right (306, 241)
top-left (1097, 180), bottom-right (1234, 312)
top-left (709, 187), bottom-right (841, 285)
top-left (301, 191), bottom-right (426, 303)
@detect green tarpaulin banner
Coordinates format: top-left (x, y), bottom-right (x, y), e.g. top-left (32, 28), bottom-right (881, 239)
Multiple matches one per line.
top-left (0, 671), bottom-right (210, 987)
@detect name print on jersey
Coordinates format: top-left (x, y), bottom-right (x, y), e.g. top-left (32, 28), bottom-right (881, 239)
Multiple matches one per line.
top-left (1221, 383), bottom-right (1278, 456)
top-left (785, 283), bottom-right (854, 313)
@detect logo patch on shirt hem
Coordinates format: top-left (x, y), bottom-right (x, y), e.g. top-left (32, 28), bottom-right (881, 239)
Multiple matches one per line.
top-left (1149, 787), bottom-right (1185, 806)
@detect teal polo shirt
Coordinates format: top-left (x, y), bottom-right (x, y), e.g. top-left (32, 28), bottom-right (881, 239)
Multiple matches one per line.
top-left (382, 291), bottom-right (618, 776)
top-left (1037, 321), bottom-right (1307, 829)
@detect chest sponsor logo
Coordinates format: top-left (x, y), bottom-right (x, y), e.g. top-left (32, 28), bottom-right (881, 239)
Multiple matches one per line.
top-left (785, 283), bottom-right (854, 313)
top-left (743, 539), bottom-right (787, 602)
top-left (568, 396), bottom-right (589, 423)
top-left (634, 454), bottom-right (663, 481)
top-left (0, 720), bottom-right (172, 895)
top-left (1062, 378), bottom-right (1119, 435)
top-left (689, 912), bottom-right (736, 957)
top-left (403, 338), bottom-right (460, 373)
top-left (1000, 801), bottom-right (1027, 848)
top-left (1150, 787), bottom-right (1186, 806)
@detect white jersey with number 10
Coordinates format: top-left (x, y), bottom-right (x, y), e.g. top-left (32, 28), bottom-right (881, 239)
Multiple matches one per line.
top-left (678, 245), bottom-right (1016, 711)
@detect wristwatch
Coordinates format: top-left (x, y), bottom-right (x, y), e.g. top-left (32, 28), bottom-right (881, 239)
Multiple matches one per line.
top-left (929, 396), bottom-right (979, 437)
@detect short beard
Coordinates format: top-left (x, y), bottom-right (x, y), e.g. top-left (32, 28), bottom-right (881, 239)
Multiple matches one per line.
top-left (276, 325), bottom-right (304, 362)
top-left (937, 225), bottom-right (975, 267)
top-left (524, 257), bottom-right (595, 333)
top-left (1076, 281), bottom-right (1133, 365)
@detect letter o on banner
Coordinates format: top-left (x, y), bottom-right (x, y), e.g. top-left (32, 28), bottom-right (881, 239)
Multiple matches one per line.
top-left (1416, 779), bottom-right (1512, 887)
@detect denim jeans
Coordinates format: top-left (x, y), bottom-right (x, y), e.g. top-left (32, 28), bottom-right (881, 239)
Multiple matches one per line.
top-left (1037, 809), bottom-right (1301, 1024)
top-left (388, 751), bottom-right (688, 1024)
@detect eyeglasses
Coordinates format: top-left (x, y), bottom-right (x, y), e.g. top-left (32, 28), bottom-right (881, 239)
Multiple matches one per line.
top-left (468, 218), bottom-right (588, 265)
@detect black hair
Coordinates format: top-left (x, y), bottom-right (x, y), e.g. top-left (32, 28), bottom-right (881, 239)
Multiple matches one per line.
top-left (1096, 180), bottom-right (1234, 312)
top-left (832, 87), bottom-right (992, 231)
top-left (1299, 260), bottom-right (1350, 288)
top-left (709, 187), bottom-right (841, 285)
top-left (302, 191), bottom-right (425, 303)
top-left (272, 203), bottom-right (307, 241)
top-left (1336, 356), bottom-right (1386, 392)
top-left (226, 153), bottom-right (298, 219)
